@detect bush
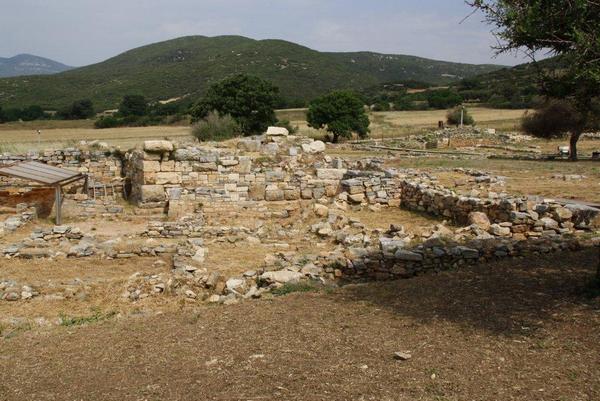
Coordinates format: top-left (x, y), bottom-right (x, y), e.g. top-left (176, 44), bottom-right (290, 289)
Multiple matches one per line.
top-left (447, 107), bottom-right (475, 126)
top-left (191, 111), bottom-right (241, 142)
top-left (94, 116), bottom-right (120, 129)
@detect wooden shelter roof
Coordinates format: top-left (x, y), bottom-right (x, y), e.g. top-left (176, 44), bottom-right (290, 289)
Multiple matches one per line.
top-left (0, 161), bottom-right (84, 186)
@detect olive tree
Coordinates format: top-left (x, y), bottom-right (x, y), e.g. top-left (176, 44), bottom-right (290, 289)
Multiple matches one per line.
top-left (468, 0), bottom-right (600, 160)
top-left (307, 91), bottom-right (370, 143)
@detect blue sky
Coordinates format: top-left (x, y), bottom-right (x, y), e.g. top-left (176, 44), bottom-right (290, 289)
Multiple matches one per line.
top-left (0, 0), bottom-right (530, 67)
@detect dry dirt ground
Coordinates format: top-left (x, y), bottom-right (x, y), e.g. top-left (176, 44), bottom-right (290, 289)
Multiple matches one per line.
top-left (1, 249), bottom-right (599, 401)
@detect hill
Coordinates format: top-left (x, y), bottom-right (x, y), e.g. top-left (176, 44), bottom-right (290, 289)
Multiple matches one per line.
top-left (0, 36), bottom-right (504, 110)
top-left (0, 54), bottom-right (73, 78)
top-left (455, 57), bottom-right (562, 108)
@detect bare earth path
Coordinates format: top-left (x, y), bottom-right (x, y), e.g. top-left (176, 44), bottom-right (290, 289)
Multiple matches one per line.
top-left (1, 250), bottom-right (599, 401)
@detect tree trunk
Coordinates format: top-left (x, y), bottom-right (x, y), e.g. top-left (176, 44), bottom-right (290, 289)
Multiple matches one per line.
top-left (597, 245), bottom-right (600, 281)
top-left (569, 131), bottom-right (581, 161)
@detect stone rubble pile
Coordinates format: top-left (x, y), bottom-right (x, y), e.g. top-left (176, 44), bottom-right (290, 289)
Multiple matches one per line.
top-left (0, 206), bottom-right (37, 238)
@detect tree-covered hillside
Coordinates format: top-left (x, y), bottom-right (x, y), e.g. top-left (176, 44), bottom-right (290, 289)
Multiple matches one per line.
top-left (0, 35), bottom-right (503, 110)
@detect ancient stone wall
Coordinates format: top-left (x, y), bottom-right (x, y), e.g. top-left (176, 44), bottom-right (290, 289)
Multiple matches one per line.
top-left (399, 180), bottom-right (599, 236)
top-left (1, 148), bottom-right (123, 185)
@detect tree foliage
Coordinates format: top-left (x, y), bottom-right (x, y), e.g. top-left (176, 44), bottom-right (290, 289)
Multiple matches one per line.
top-left (307, 91), bottom-right (370, 143)
top-left (191, 74), bottom-right (278, 135)
top-left (468, 0), bottom-right (600, 159)
top-left (58, 99), bottom-right (95, 119)
top-left (119, 95), bottom-right (148, 117)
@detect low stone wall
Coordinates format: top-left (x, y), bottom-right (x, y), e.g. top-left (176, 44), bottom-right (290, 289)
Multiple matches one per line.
top-left (399, 180), bottom-right (600, 236)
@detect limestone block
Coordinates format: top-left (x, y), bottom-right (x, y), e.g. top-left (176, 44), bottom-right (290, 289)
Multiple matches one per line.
top-left (140, 185), bottom-right (166, 203)
top-left (265, 189), bottom-right (285, 201)
top-left (284, 188), bottom-right (301, 201)
top-left (156, 172), bottom-right (182, 185)
top-left (248, 183), bottom-right (266, 200)
top-left (160, 160), bottom-right (175, 172)
top-left (316, 169), bottom-right (347, 180)
top-left (302, 140), bottom-right (326, 154)
top-left (144, 140), bottom-right (173, 153)
top-left (266, 126), bottom-right (289, 137)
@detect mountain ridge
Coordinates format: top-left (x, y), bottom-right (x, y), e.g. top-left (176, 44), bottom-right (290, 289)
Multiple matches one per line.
top-left (0, 54), bottom-right (73, 78)
top-left (0, 35), bottom-right (505, 110)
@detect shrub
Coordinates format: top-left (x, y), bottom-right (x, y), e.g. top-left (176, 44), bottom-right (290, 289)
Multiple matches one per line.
top-left (94, 116), bottom-right (120, 129)
top-left (446, 106), bottom-right (475, 126)
top-left (191, 111), bottom-right (241, 142)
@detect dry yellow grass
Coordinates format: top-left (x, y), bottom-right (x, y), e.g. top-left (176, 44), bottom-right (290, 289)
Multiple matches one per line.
top-left (0, 108), bottom-right (528, 153)
top-left (0, 125), bottom-right (192, 153)
top-left (278, 107), bottom-right (529, 140)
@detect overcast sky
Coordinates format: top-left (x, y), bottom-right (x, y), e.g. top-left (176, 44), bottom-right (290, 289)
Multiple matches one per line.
top-left (0, 0), bottom-right (531, 67)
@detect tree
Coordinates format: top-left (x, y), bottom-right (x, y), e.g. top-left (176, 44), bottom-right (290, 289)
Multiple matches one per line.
top-left (191, 74), bottom-right (278, 135)
top-left (307, 91), bottom-right (370, 143)
top-left (59, 99), bottom-right (95, 119)
top-left (119, 95), bottom-right (148, 117)
top-left (426, 89), bottom-right (463, 109)
top-left (447, 106), bottom-right (475, 126)
top-left (467, 0), bottom-right (600, 160)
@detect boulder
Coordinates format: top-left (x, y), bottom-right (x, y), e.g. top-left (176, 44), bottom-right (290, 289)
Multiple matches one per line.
top-left (144, 140), bottom-right (173, 153)
top-left (553, 206), bottom-right (573, 222)
top-left (265, 126), bottom-right (289, 137)
top-left (314, 204), bottom-right (329, 217)
top-left (260, 270), bottom-right (303, 284)
top-left (468, 212), bottom-right (491, 231)
top-left (302, 140), bottom-right (326, 154)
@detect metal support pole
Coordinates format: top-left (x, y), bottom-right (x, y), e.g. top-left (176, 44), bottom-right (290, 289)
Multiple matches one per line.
top-left (55, 185), bottom-right (62, 225)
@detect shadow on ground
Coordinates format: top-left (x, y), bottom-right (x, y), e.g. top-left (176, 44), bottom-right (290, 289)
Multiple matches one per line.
top-left (336, 247), bottom-right (600, 336)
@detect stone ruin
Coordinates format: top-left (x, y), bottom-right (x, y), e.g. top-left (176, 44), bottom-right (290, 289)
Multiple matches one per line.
top-left (1, 130), bottom-right (599, 305)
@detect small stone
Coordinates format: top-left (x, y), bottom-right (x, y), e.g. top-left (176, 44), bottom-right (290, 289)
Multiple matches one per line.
top-left (394, 352), bottom-right (412, 361)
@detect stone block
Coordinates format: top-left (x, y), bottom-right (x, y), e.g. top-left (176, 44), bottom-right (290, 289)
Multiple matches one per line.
top-left (140, 185), bottom-right (166, 203)
top-left (144, 140), bottom-right (173, 153)
top-left (316, 169), bottom-right (347, 180)
top-left (156, 172), bottom-right (182, 185)
top-left (142, 161), bottom-right (161, 172)
top-left (284, 188), bottom-right (301, 200)
top-left (265, 189), bottom-right (285, 201)
top-left (160, 160), bottom-right (175, 172)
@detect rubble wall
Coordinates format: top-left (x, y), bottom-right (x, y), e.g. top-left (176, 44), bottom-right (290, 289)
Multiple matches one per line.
top-left (399, 180), bottom-right (599, 236)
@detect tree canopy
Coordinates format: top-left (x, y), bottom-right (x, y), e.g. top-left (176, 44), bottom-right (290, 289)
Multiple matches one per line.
top-left (58, 99), bottom-right (95, 120)
top-left (119, 95), bottom-right (148, 117)
top-left (468, 0), bottom-right (600, 160)
top-left (191, 74), bottom-right (278, 135)
top-left (307, 91), bottom-right (370, 143)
